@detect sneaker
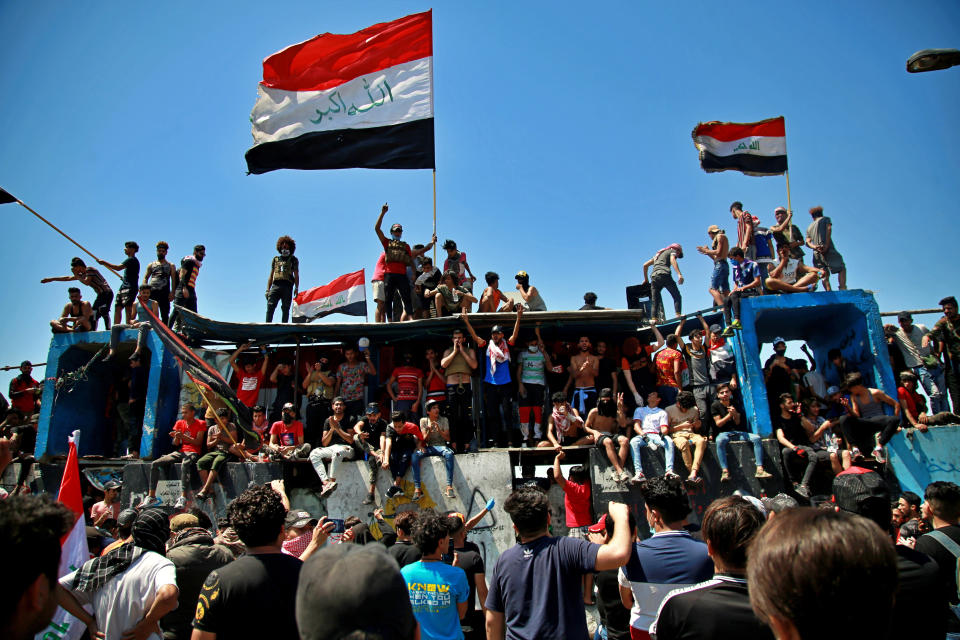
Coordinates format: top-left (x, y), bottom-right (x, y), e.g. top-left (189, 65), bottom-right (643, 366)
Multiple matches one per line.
top-left (630, 471), bottom-right (646, 485)
top-left (619, 470), bottom-right (632, 483)
top-left (720, 469), bottom-right (730, 482)
top-left (444, 487), bottom-right (456, 499)
top-left (796, 485), bottom-right (811, 498)
top-left (872, 446), bottom-right (886, 464)
top-left (647, 440), bottom-right (659, 452)
top-left (807, 282), bottom-right (818, 292)
top-left (412, 489), bottom-right (423, 501)
top-left (361, 493), bottom-right (375, 505)
top-left (320, 481), bottom-right (338, 498)
top-left (173, 496), bottom-right (187, 510)
top-left (139, 496), bottom-right (161, 509)
top-left (850, 447), bottom-right (863, 461)
top-left (664, 470), bottom-right (680, 480)
top-left (385, 485), bottom-right (403, 499)
top-left (755, 468), bottom-right (773, 479)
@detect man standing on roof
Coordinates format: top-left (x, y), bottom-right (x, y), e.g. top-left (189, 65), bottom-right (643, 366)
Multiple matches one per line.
top-left (169, 244), bottom-right (205, 331)
top-left (265, 235), bottom-right (299, 323)
top-left (142, 241), bottom-right (178, 325)
top-left (731, 201), bottom-right (755, 260)
top-left (643, 244), bottom-right (684, 323)
top-left (463, 309), bottom-right (523, 448)
top-left (697, 225), bottom-right (730, 308)
top-left (442, 239), bottom-right (475, 292)
top-left (374, 203), bottom-right (436, 322)
top-left (514, 271), bottom-right (547, 311)
top-left (42, 257), bottom-right (114, 330)
top-left (98, 241), bottom-right (140, 326)
top-left (442, 328), bottom-right (479, 453)
top-left (805, 205), bottom-right (846, 291)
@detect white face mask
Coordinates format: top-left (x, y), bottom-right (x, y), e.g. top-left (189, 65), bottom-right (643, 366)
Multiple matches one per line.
top-left (528, 346), bottom-right (538, 353)
top-left (391, 232), bottom-right (402, 241)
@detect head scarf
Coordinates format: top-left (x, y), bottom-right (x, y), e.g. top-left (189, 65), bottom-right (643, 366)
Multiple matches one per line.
top-left (655, 243), bottom-right (683, 260)
top-left (72, 508), bottom-right (170, 592)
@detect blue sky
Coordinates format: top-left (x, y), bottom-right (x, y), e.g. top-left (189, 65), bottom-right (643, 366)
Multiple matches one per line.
top-left (1, 1), bottom-right (958, 392)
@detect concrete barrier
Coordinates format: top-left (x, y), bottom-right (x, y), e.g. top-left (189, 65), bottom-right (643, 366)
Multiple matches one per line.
top-left (888, 423), bottom-right (960, 495)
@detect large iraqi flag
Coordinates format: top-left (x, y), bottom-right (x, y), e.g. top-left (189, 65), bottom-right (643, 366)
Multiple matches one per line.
top-left (293, 269), bottom-right (366, 321)
top-left (691, 117), bottom-right (787, 176)
top-left (245, 11), bottom-right (434, 174)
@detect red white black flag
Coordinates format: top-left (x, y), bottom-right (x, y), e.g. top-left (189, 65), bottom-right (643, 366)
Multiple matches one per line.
top-left (692, 117), bottom-right (787, 176)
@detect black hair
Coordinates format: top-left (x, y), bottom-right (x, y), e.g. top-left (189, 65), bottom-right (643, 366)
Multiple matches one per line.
top-left (924, 481), bottom-right (960, 522)
top-left (899, 371), bottom-right (918, 383)
top-left (940, 296), bottom-right (958, 308)
top-left (778, 392), bottom-right (793, 406)
top-left (189, 507), bottom-right (213, 531)
top-left (276, 235), bottom-right (296, 253)
top-left (809, 205), bottom-right (824, 218)
top-left (641, 476), bottom-right (691, 523)
top-left (411, 509), bottom-right (449, 555)
top-left (391, 410), bottom-right (405, 422)
top-left (68, 287), bottom-right (81, 295)
top-left (125, 241), bottom-right (139, 250)
top-left (603, 509), bottom-right (637, 538)
top-left (0, 495), bottom-right (73, 623)
top-left (900, 491), bottom-right (921, 509)
top-left (227, 485), bottom-right (286, 547)
top-left (827, 348), bottom-right (842, 360)
top-left (843, 372), bottom-right (865, 390)
top-left (394, 510), bottom-right (418, 535)
top-left (332, 396), bottom-right (346, 405)
top-left (252, 405), bottom-right (266, 413)
top-left (728, 247), bottom-right (744, 259)
top-left (584, 292), bottom-right (597, 304)
top-left (442, 239), bottom-right (457, 250)
top-left (194, 244), bottom-right (205, 253)
top-left (445, 514), bottom-right (465, 536)
top-left (216, 407), bottom-right (232, 419)
top-left (701, 496), bottom-right (765, 570)
top-left (730, 201), bottom-right (743, 212)
top-left (504, 486), bottom-right (550, 538)
top-left (551, 391), bottom-right (566, 404)
top-left (70, 257), bottom-right (86, 268)
top-left (676, 390), bottom-right (696, 410)
top-left (485, 271), bottom-right (499, 285)
top-left (156, 241), bottom-right (168, 249)
top-left (568, 465), bottom-right (590, 485)
top-left (666, 335), bottom-right (679, 348)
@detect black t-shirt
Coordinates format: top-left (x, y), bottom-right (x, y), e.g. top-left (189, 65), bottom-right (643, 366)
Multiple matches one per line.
top-left (193, 552), bottom-right (302, 639)
top-left (386, 423), bottom-right (420, 451)
top-left (653, 575), bottom-right (773, 640)
top-left (357, 417), bottom-right (388, 449)
top-left (597, 357), bottom-right (617, 393)
top-left (710, 400), bottom-right (745, 434)
top-left (772, 412), bottom-right (808, 447)
top-left (274, 373), bottom-right (297, 406)
top-left (454, 542), bottom-right (485, 619)
top-left (893, 545), bottom-right (949, 638)
top-left (387, 540), bottom-right (422, 568)
top-left (764, 355), bottom-right (793, 396)
top-left (323, 416), bottom-right (354, 447)
top-left (595, 568), bottom-right (630, 640)
top-left (303, 398), bottom-right (329, 446)
top-left (916, 525), bottom-right (960, 607)
top-left (545, 355), bottom-right (569, 393)
top-left (14, 424), bottom-right (36, 456)
top-left (121, 256), bottom-right (140, 290)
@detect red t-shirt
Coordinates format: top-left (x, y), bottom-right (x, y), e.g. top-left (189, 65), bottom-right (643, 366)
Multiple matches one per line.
top-left (392, 366), bottom-right (424, 401)
top-left (10, 376), bottom-right (39, 414)
top-left (175, 418), bottom-right (208, 455)
top-left (381, 238), bottom-right (412, 275)
top-left (655, 348), bottom-right (683, 388)
top-left (426, 368), bottom-right (446, 395)
top-left (270, 420), bottom-right (304, 447)
top-left (236, 371), bottom-right (264, 407)
top-left (897, 386), bottom-right (926, 418)
top-left (372, 253), bottom-right (386, 281)
top-left (562, 479), bottom-right (592, 527)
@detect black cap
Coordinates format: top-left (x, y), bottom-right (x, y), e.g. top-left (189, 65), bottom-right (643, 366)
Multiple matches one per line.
top-left (103, 480), bottom-right (122, 491)
top-left (20, 360), bottom-right (31, 367)
top-left (296, 544), bottom-right (415, 640)
top-left (490, 325), bottom-right (504, 335)
top-left (365, 402), bottom-right (381, 415)
top-left (897, 311), bottom-right (912, 322)
top-left (833, 469), bottom-right (889, 517)
top-left (285, 510), bottom-right (315, 529)
top-left (118, 508), bottom-right (138, 527)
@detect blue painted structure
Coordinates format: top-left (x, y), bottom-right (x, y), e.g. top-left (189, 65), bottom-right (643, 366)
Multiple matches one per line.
top-left (729, 289), bottom-right (897, 436)
top-left (888, 425), bottom-right (960, 494)
top-left (36, 329), bottom-right (181, 458)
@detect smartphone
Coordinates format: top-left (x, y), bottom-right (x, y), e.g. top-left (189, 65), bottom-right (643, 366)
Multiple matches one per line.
top-left (328, 518), bottom-right (345, 534)
top-left (441, 538), bottom-right (455, 564)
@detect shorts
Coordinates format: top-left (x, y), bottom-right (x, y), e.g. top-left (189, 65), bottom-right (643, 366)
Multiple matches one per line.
top-left (710, 260), bottom-right (730, 292)
top-left (567, 526), bottom-right (589, 539)
top-left (813, 249), bottom-right (845, 274)
top-left (116, 286), bottom-right (136, 308)
top-left (372, 280), bottom-right (386, 302)
top-left (560, 435), bottom-right (581, 447)
top-left (595, 433), bottom-right (626, 449)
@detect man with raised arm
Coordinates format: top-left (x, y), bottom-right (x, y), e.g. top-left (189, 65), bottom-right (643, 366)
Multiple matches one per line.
top-left (463, 308), bottom-right (523, 448)
top-left (374, 203), bottom-right (436, 322)
top-left (697, 224), bottom-right (730, 308)
top-left (442, 327), bottom-right (479, 453)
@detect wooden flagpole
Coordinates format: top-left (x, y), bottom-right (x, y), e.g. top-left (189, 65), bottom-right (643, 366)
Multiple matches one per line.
top-left (432, 169), bottom-right (437, 264)
top-left (5, 192), bottom-right (122, 279)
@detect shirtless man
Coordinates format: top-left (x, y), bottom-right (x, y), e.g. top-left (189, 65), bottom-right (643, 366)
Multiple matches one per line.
top-left (50, 287), bottom-right (93, 333)
top-left (763, 244), bottom-right (823, 294)
top-left (583, 389), bottom-right (631, 482)
top-left (697, 224), bottom-right (730, 307)
top-left (441, 328), bottom-right (478, 452)
top-left (538, 392), bottom-right (593, 449)
top-left (478, 272), bottom-right (514, 313)
top-left (566, 336), bottom-right (600, 416)
top-left (42, 257), bottom-right (114, 330)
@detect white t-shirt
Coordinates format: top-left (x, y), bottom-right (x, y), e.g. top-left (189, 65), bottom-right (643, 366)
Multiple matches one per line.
top-left (633, 406), bottom-right (669, 436)
top-left (803, 371), bottom-right (827, 399)
top-left (61, 551), bottom-right (177, 640)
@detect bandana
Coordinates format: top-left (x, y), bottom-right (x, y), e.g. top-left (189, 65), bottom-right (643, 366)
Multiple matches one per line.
top-left (72, 508), bottom-right (169, 592)
top-left (172, 526), bottom-right (214, 548)
top-left (488, 338), bottom-right (510, 375)
top-left (282, 530), bottom-right (314, 558)
top-left (551, 407), bottom-right (583, 437)
top-left (655, 243), bottom-right (683, 260)
top-left (214, 527), bottom-right (246, 557)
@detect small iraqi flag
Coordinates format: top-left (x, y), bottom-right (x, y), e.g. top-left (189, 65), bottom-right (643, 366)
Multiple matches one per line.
top-left (293, 269), bottom-right (367, 321)
top-left (245, 11), bottom-right (434, 174)
top-left (691, 117), bottom-right (787, 176)
top-left (0, 186), bottom-right (18, 204)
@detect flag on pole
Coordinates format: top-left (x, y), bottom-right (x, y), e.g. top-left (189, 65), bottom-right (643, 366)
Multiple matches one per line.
top-left (293, 269), bottom-right (367, 321)
top-left (0, 187), bottom-right (18, 204)
top-left (691, 117), bottom-right (787, 176)
top-left (36, 430), bottom-right (90, 640)
top-left (245, 11), bottom-right (434, 174)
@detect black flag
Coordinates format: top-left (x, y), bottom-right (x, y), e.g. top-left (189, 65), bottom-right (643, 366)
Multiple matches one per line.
top-left (0, 187), bottom-right (17, 205)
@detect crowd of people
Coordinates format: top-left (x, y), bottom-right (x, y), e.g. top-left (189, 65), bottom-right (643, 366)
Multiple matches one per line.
top-left (3, 457), bottom-right (960, 640)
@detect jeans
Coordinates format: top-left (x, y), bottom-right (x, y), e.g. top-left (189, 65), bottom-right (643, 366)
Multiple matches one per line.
top-left (483, 382), bottom-right (516, 447)
top-left (389, 446), bottom-right (415, 480)
top-left (710, 260), bottom-right (730, 293)
top-left (266, 280), bottom-right (293, 323)
top-left (839, 414), bottom-right (901, 452)
top-left (446, 383), bottom-right (474, 451)
top-left (149, 289), bottom-right (171, 325)
top-left (150, 451), bottom-right (199, 494)
top-left (309, 444), bottom-right (354, 481)
top-left (916, 364), bottom-right (948, 414)
top-left (109, 323), bottom-right (151, 354)
top-left (715, 431), bottom-right (764, 470)
top-left (629, 433), bottom-right (674, 474)
top-left (781, 446), bottom-right (830, 487)
top-left (650, 273), bottom-right (681, 322)
top-left (384, 272), bottom-right (413, 316)
top-left (412, 445), bottom-right (455, 487)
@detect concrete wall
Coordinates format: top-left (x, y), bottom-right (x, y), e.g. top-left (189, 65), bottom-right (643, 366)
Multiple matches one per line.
top-left (888, 424), bottom-right (960, 495)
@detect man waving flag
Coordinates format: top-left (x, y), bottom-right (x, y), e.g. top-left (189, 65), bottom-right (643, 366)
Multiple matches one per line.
top-left (691, 116), bottom-right (787, 176)
top-left (245, 10), bottom-right (435, 174)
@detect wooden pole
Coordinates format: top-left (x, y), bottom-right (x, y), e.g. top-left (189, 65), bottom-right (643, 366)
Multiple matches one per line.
top-left (9, 194), bottom-right (122, 279)
top-left (293, 336), bottom-right (301, 414)
top-left (188, 372), bottom-right (251, 459)
top-left (432, 169), bottom-right (437, 264)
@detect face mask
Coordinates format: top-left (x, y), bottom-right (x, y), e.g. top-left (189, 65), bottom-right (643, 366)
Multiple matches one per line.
top-left (528, 346), bottom-right (538, 353)
top-left (282, 414), bottom-right (293, 424)
top-left (391, 232), bottom-right (402, 241)
top-left (281, 249), bottom-right (291, 257)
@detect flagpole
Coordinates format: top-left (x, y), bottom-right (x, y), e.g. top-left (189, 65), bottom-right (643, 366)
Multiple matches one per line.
top-left (432, 169), bottom-right (437, 264)
top-left (7, 193), bottom-right (122, 279)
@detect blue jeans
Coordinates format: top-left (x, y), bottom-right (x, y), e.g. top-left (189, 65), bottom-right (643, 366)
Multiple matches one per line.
top-left (412, 445), bottom-right (455, 487)
top-left (629, 434), bottom-right (674, 474)
top-left (915, 365), bottom-right (948, 413)
top-left (715, 431), bottom-right (764, 470)
top-left (710, 260), bottom-right (730, 293)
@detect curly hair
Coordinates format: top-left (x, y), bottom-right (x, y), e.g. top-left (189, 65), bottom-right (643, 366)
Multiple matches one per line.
top-left (394, 510), bottom-right (418, 534)
top-left (411, 509), bottom-right (449, 555)
top-left (504, 486), bottom-right (550, 538)
top-left (0, 495), bottom-right (73, 622)
top-left (227, 485), bottom-right (286, 547)
top-left (276, 235), bottom-right (296, 253)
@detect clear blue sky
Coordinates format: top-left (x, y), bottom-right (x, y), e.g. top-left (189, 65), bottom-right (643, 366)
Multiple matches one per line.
top-left (1, 1), bottom-right (958, 392)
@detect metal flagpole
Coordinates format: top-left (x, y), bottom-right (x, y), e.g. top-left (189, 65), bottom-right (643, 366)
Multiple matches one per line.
top-left (432, 169), bottom-right (437, 264)
top-left (783, 117), bottom-right (793, 242)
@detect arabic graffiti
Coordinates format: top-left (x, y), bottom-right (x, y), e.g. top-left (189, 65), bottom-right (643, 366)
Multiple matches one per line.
top-left (733, 138), bottom-right (762, 152)
top-left (310, 77), bottom-right (394, 124)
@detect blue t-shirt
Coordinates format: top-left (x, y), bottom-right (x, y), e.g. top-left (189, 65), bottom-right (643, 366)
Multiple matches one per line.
top-left (483, 341), bottom-right (513, 386)
top-left (731, 258), bottom-right (762, 288)
top-left (401, 560), bottom-right (469, 640)
top-left (485, 535), bottom-right (600, 640)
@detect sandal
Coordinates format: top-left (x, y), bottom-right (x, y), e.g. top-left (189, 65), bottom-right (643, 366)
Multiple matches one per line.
top-left (412, 489), bottom-right (423, 501)
top-left (195, 492), bottom-right (209, 502)
top-left (444, 487), bottom-right (456, 499)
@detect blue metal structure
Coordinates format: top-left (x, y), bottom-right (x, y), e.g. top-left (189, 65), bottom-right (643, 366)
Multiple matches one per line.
top-left (728, 289), bottom-right (897, 436)
top-left (36, 329), bottom-right (181, 458)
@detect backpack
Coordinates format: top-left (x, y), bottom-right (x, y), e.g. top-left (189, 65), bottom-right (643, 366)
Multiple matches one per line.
top-left (385, 238), bottom-right (412, 266)
top-left (927, 530), bottom-right (960, 603)
top-left (754, 227), bottom-right (775, 264)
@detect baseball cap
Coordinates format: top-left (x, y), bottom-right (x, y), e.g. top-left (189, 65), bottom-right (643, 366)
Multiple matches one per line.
top-left (774, 206), bottom-right (787, 215)
top-left (588, 514), bottom-right (608, 534)
top-left (103, 480), bottom-right (122, 491)
top-left (296, 544), bottom-right (416, 640)
top-left (761, 492), bottom-right (799, 514)
top-left (390, 223), bottom-right (403, 233)
top-left (490, 324), bottom-right (504, 335)
top-left (773, 337), bottom-right (786, 347)
top-left (897, 311), bottom-right (912, 322)
top-left (833, 468), bottom-right (890, 521)
top-left (365, 402), bottom-right (381, 415)
top-left (282, 402), bottom-right (296, 410)
top-left (118, 508), bottom-right (139, 528)
top-left (285, 510), bottom-right (315, 530)
top-left (707, 224), bottom-right (720, 234)
top-left (709, 324), bottom-right (722, 334)
top-left (170, 513), bottom-right (199, 532)
top-left (826, 385), bottom-right (840, 396)
top-left (515, 270), bottom-right (528, 280)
